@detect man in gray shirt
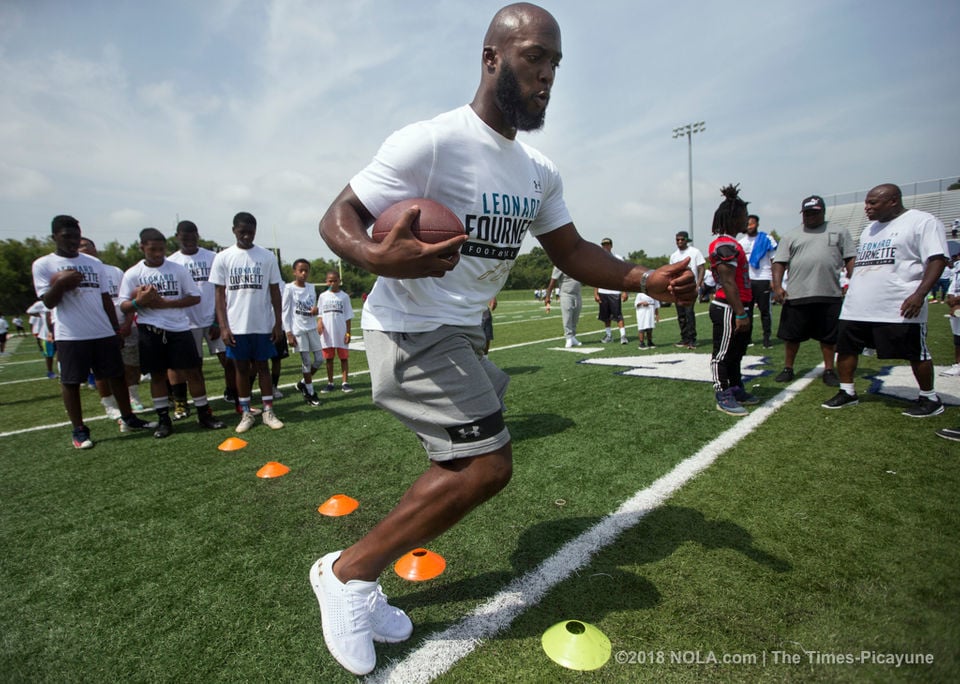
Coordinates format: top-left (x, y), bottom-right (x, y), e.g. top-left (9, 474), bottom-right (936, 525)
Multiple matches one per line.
top-left (545, 266), bottom-right (582, 347)
top-left (771, 195), bottom-right (855, 386)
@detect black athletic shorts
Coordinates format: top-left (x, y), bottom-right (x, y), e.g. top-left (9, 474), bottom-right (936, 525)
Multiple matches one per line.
top-left (597, 293), bottom-right (624, 323)
top-left (138, 326), bottom-right (201, 375)
top-left (836, 321), bottom-right (931, 361)
top-left (57, 336), bottom-right (124, 384)
top-left (777, 299), bottom-right (842, 344)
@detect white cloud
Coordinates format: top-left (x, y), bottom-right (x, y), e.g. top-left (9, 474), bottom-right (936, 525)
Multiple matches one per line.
top-left (0, 163), bottom-right (51, 199)
top-left (107, 209), bottom-right (148, 227)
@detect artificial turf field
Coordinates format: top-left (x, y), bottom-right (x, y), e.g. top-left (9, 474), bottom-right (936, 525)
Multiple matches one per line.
top-left (1, 291), bottom-right (958, 683)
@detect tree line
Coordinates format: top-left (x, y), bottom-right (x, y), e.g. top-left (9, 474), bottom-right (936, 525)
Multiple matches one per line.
top-left (0, 237), bottom-right (669, 315)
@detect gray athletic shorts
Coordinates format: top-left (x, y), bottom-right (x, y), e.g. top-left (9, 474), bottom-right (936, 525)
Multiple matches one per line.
top-left (190, 326), bottom-right (226, 357)
top-left (365, 325), bottom-right (510, 462)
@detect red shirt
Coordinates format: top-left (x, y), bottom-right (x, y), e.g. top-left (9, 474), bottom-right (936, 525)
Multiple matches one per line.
top-left (708, 235), bottom-right (751, 304)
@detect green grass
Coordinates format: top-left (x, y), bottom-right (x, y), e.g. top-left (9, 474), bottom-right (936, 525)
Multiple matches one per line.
top-left (1, 295), bottom-right (958, 683)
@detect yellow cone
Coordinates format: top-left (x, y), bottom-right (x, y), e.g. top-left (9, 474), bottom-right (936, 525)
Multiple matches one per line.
top-left (541, 620), bottom-right (611, 670)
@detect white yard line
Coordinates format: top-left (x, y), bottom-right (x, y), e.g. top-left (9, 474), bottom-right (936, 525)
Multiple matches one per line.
top-left (371, 370), bottom-right (819, 684)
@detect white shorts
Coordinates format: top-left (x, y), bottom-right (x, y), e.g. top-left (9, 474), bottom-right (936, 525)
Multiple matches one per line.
top-left (293, 328), bottom-right (324, 354)
top-left (365, 326), bottom-right (510, 462)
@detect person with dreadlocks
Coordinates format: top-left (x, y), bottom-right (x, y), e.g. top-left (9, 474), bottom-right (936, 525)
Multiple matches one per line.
top-left (708, 184), bottom-right (757, 416)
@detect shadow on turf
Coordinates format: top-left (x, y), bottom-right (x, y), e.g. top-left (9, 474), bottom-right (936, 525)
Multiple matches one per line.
top-left (392, 506), bottom-right (790, 640)
top-left (498, 366), bottom-right (541, 376)
top-left (504, 412), bottom-right (576, 442)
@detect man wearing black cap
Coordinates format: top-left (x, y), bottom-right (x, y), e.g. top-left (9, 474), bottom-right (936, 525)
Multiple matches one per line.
top-left (771, 195), bottom-right (855, 386)
top-left (669, 231), bottom-right (706, 349)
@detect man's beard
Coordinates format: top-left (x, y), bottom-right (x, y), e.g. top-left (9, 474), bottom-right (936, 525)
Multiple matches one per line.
top-left (495, 62), bottom-right (546, 132)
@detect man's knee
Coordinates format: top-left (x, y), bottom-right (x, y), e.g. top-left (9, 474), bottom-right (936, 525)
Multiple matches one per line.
top-left (462, 444), bottom-right (513, 499)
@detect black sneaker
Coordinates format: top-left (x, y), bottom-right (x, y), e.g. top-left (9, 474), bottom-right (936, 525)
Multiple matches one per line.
top-left (296, 380), bottom-right (307, 397)
top-left (935, 426), bottom-right (960, 442)
top-left (821, 369), bottom-right (840, 387)
top-left (197, 407), bottom-right (226, 430)
top-left (901, 396), bottom-right (944, 418)
top-left (72, 425), bottom-right (94, 450)
top-left (223, 388), bottom-right (238, 403)
top-left (119, 415), bottom-right (159, 432)
top-left (822, 390), bottom-right (859, 409)
top-left (774, 367), bottom-right (794, 382)
top-left (304, 392), bottom-right (321, 406)
top-left (731, 385), bottom-right (760, 405)
top-left (154, 418), bottom-right (173, 439)
top-left (762, 335), bottom-right (772, 348)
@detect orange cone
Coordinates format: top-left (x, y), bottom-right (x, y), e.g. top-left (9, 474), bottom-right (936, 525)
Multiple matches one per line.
top-left (317, 494), bottom-right (359, 517)
top-left (394, 548), bottom-right (446, 581)
top-left (256, 461), bottom-right (290, 478)
top-left (218, 437), bottom-right (248, 451)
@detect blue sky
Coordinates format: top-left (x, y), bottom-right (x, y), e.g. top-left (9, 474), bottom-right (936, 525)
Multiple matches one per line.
top-left (1, 0), bottom-right (958, 264)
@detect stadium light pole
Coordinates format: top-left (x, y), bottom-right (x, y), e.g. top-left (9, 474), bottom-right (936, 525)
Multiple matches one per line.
top-left (672, 121), bottom-right (706, 244)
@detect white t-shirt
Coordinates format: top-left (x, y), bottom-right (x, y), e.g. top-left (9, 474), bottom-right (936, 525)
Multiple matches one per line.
top-left (350, 104), bottom-right (572, 332)
top-left (948, 264), bottom-right (960, 335)
top-left (26, 300), bottom-right (52, 339)
top-left (168, 247), bottom-right (218, 328)
top-left (669, 246), bottom-right (706, 282)
top-left (32, 252), bottom-right (115, 341)
top-left (282, 282), bottom-right (319, 335)
top-left (318, 290), bottom-right (354, 349)
top-left (208, 244), bottom-right (282, 334)
top-left (634, 292), bottom-right (660, 329)
top-left (119, 259), bottom-right (200, 332)
top-left (841, 209), bottom-right (948, 323)
top-left (738, 232), bottom-right (778, 281)
top-left (0, 318), bottom-right (7, 335)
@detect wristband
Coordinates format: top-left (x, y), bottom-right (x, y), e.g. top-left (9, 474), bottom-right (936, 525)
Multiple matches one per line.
top-left (131, 300), bottom-right (140, 311)
top-left (639, 271), bottom-right (650, 295)
top-left (735, 313), bottom-right (748, 320)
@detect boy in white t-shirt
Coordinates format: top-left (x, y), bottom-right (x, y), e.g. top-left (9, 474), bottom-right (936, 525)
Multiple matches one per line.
top-left (209, 212), bottom-right (285, 433)
top-left (118, 228), bottom-right (227, 438)
top-left (940, 254), bottom-right (960, 377)
top-left (317, 270), bottom-right (354, 393)
top-left (634, 292), bottom-right (660, 349)
top-left (282, 259), bottom-right (322, 406)
top-left (31, 215), bottom-right (156, 449)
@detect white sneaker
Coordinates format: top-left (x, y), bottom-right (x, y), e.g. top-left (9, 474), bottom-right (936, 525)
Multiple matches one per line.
top-left (236, 412), bottom-right (256, 434)
top-left (570, 336), bottom-right (582, 347)
top-left (102, 404), bottom-right (122, 421)
top-left (940, 364), bottom-right (960, 377)
top-left (273, 387), bottom-right (284, 399)
top-left (262, 409), bottom-right (284, 430)
top-left (309, 551), bottom-right (377, 675)
top-left (369, 584), bottom-right (413, 643)
top-left (564, 337), bottom-right (574, 348)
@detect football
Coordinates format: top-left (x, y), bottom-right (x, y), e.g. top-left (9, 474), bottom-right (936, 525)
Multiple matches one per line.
top-left (371, 198), bottom-right (465, 244)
